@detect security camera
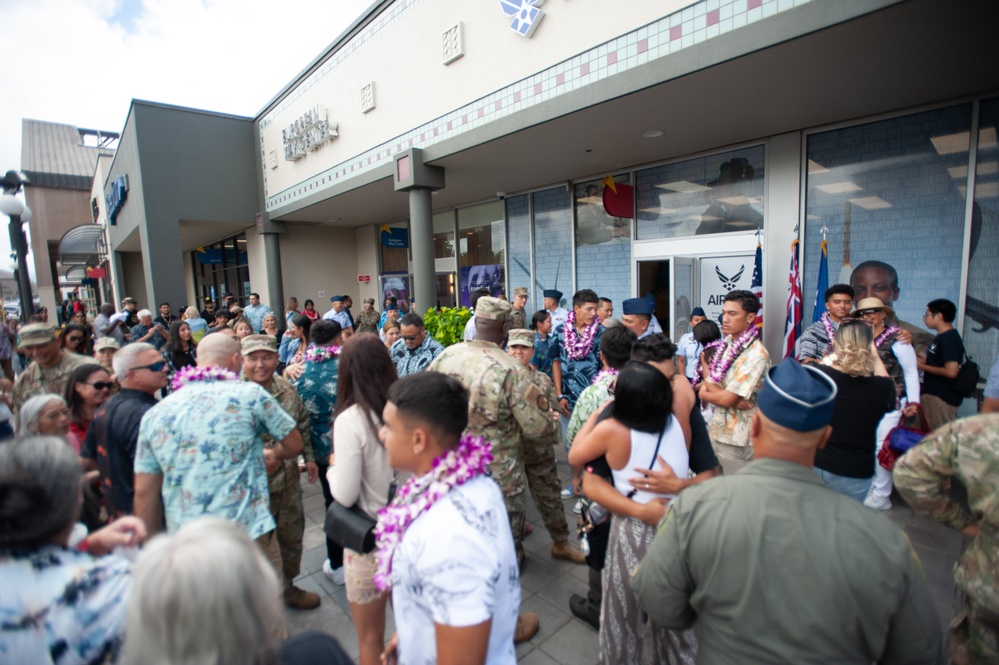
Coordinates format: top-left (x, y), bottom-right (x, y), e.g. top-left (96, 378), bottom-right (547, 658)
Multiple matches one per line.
top-left (496, 191), bottom-right (507, 199)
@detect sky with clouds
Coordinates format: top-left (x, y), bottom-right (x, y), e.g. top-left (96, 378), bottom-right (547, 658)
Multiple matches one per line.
top-left (0, 0), bottom-right (372, 278)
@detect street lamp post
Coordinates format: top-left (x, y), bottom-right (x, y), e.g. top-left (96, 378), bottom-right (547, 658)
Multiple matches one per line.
top-left (0, 170), bottom-right (35, 320)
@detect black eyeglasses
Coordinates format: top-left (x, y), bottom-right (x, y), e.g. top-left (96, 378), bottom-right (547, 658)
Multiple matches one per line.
top-left (857, 309), bottom-right (879, 317)
top-left (401, 335), bottom-right (419, 341)
top-left (132, 361), bottom-right (167, 373)
top-left (86, 381), bottom-right (115, 390)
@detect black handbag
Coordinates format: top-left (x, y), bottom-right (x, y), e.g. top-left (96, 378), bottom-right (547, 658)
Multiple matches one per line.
top-left (324, 477), bottom-right (396, 554)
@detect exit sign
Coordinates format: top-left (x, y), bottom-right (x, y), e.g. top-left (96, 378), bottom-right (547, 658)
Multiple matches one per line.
top-left (358, 274), bottom-right (371, 283)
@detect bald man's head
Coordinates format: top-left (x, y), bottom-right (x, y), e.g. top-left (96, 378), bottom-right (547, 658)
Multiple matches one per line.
top-left (751, 411), bottom-right (831, 468)
top-left (197, 333), bottom-right (241, 372)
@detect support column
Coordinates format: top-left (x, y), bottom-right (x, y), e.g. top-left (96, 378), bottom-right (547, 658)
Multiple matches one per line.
top-left (262, 232), bottom-right (284, 312)
top-left (393, 148), bottom-right (444, 315)
top-left (409, 188), bottom-right (436, 313)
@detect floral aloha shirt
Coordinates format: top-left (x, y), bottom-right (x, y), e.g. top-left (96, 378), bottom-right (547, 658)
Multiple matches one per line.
top-left (0, 545), bottom-right (131, 665)
top-left (707, 338), bottom-right (771, 448)
top-left (134, 379), bottom-right (295, 539)
top-left (291, 351), bottom-right (338, 460)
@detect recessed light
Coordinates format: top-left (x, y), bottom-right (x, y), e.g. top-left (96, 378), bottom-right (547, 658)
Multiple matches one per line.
top-left (642, 130), bottom-right (665, 139)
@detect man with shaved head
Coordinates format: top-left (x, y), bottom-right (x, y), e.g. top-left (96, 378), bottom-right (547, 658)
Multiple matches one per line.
top-left (134, 331), bottom-right (304, 580)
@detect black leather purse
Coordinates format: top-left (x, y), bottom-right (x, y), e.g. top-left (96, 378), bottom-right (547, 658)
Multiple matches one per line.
top-left (324, 478), bottom-right (396, 554)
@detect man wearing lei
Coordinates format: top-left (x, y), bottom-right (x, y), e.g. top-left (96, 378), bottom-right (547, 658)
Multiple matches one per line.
top-left (853, 297), bottom-right (921, 511)
top-left (550, 289), bottom-right (603, 422)
top-left (133, 333), bottom-right (304, 577)
top-left (240, 334), bottom-right (321, 610)
top-left (695, 290), bottom-right (771, 475)
top-left (376, 372), bottom-right (523, 665)
top-left (796, 284), bottom-right (855, 364)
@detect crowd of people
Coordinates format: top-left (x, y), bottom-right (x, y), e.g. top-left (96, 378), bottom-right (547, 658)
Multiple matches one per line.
top-left (0, 280), bottom-right (997, 665)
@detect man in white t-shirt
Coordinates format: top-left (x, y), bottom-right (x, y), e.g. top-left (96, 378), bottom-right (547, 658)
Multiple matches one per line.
top-left (379, 372), bottom-right (537, 665)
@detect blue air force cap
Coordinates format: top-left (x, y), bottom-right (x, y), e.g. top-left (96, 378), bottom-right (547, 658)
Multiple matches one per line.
top-left (385, 302), bottom-right (397, 311)
top-left (622, 297), bottom-right (655, 316)
top-left (330, 295), bottom-right (344, 303)
top-left (543, 289), bottom-right (563, 301)
top-left (757, 359), bottom-right (838, 432)
top-left (690, 307), bottom-right (706, 318)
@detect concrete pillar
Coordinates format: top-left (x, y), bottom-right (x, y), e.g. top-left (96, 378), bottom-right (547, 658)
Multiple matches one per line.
top-left (409, 188), bottom-right (436, 313)
top-left (263, 232), bottom-right (284, 312)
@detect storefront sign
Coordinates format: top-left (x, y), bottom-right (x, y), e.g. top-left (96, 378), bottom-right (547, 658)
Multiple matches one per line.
top-left (380, 226), bottom-right (409, 248)
top-left (699, 253), bottom-right (755, 323)
top-left (105, 175), bottom-right (128, 226)
top-left (282, 105), bottom-right (338, 161)
top-left (358, 274), bottom-right (371, 283)
top-left (499, 0), bottom-right (545, 38)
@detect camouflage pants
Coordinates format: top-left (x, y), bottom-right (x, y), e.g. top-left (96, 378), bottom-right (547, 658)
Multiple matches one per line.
top-left (950, 597), bottom-right (999, 665)
top-left (268, 461), bottom-right (305, 589)
top-left (488, 442), bottom-right (527, 558)
top-left (523, 436), bottom-right (569, 542)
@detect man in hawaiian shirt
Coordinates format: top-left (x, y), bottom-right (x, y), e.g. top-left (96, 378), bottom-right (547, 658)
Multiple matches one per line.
top-left (390, 312), bottom-right (444, 377)
top-left (551, 289), bottom-right (603, 419)
top-left (133, 333), bottom-right (304, 577)
top-left (242, 292), bottom-right (274, 333)
top-left (695, 289), bottom-right (771, 475)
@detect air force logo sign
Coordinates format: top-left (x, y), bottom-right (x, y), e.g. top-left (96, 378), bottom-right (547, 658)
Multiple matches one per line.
top-left (499, 0), bottom-right (545, 38)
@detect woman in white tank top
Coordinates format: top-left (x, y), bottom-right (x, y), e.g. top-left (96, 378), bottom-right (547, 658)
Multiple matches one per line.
top-left (569, 362), bottom-right (696, 665)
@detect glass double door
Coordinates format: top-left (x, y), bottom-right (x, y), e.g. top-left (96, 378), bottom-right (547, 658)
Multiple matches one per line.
top-left (636, 257), bottom-right (695, 341)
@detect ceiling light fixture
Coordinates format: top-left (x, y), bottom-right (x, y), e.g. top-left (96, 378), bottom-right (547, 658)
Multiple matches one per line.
top-left (642, 130), bottom-right (665, 138)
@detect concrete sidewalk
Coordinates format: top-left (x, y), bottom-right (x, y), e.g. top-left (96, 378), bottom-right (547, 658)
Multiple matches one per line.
top-left (285, 445), bottom-right (964, 663)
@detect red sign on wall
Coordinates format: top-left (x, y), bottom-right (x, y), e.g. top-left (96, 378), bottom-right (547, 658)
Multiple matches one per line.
top-left (358, 274), bottom-right (371, 283)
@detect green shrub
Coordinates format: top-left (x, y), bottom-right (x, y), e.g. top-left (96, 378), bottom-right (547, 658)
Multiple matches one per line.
top-left (423, 306), bottom-right (472, 347)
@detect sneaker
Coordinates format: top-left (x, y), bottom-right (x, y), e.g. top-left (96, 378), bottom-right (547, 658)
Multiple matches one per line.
top-left (322, 560), bottom-right (345, 585)
top-left (514, 612), bottom-right (540, 643)
top-left (284, 586), bottom-right (322, 610)
top-left (569, 594), bottom-right (600, 631)
top-left (551, 539), bottom-right (586, 564)
top-left (572, 499), bottom-right (583, 515)
top-left (864, 493), bottom-right (892, 511)
top-left (560, 485), bottom-right (574, 499)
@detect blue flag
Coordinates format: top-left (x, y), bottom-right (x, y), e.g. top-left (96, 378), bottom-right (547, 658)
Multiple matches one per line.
top-left (812, 239), bottom-right (828, 323)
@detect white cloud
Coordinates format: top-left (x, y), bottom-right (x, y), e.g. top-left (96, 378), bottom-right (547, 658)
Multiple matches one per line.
top-left (0, 0), bottom-right (372, 278)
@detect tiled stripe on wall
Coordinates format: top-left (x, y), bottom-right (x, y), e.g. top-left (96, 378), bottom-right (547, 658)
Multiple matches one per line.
top-left (264, 0), bottom-right (811, 211)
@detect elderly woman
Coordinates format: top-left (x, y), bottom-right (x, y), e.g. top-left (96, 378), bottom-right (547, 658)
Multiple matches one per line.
top-left (815, 321), bottom-right (897, 502)
top-left (17, 394), bottom-right (71, 439)
top-left (0, 436), bottom-right (146, 663)
top-left (260, 312), bottom-right (283, 342)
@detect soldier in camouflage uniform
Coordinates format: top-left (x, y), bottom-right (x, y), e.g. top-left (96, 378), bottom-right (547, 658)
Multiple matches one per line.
top-left (427, 297), bottom-right (558, 564)
top-left (241, 335), bottom-right (321, 610)
top-left (12, 323), bottom-right (93, 424)
top-left (507, 328), bottom-right (585, 564)
top-left (894, 413), bottom-right (999, 664)
top-left (510, 286), bottom-right (529, 330)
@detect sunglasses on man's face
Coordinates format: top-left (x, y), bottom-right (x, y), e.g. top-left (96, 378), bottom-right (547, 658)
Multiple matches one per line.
top-left (86, 381), bottom-right (115, 391)
top-left (401, 335), bottom-right (419, 341)
top-left (132, 361), bottom-right (167, 373)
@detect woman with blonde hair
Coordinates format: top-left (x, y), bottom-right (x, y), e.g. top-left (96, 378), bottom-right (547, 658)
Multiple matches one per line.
top-left (183, 306), bottom-right (209, 342)
top-left (814, 320), bottom-right (897, 502)
top-left (285, 297), bottom-right (300, 327)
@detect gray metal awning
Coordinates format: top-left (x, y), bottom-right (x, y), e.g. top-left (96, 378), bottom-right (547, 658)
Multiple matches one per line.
top-left (58, 224), bottom-right (106, 265)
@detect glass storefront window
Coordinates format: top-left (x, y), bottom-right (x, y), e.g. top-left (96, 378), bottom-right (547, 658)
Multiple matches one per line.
top-left (192, 232), bottom-right (249, 307)
top-left (433, 211), bottom-right (455, 259)
top-left (803, 104), bottom-right (972, 339)
top-left (458, 201), bottom-right (505, 306)
top-left (575, 175), bottom-right (632, 312)
top-left (636, 145), bottom-right (765, 240)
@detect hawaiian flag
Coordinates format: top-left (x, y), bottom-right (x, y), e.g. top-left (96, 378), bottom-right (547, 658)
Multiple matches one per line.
top-left (751, 242), bottom-right (763, 329)
top-left (782, 239), bottom-right (802, 359)
top-left (812, 239), bottom-right (829, 323)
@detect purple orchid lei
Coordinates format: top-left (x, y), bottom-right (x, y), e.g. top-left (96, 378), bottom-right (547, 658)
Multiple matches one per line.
top-left (692, 339), bottom-right (725, 387)
top-left (591, 368), bottom-right (618, 385)
top-left (563, 311), bottom-right (598, 361)
top-left (874, 325), bottom-right (900, 349)
top-left (170, 365), bottom-right (240, 392)
top-left (708, 325), bottom-right (759, 383)
top-left (303, 343), bottom-right (341, 363)
top-left (373, 435), bottom-right (493, 591)
top-left (821, 312), bottom-right (837, 353)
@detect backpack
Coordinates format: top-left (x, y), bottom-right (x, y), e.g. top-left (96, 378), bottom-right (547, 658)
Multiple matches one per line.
top-left (952, 354), bottom-right (980, 398)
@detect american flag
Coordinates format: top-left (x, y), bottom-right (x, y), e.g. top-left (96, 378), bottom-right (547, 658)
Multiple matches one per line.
top-left (782, 239), bottom-right (802, 359)
top-left (751, 242), bottom-right (763, 329)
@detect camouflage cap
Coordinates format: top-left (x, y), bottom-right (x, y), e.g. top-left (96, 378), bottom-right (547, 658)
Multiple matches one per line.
top-left (507, 328), bottom-right (535, 347)
top-left (513, 286), bottom-right (529, 297)
top-left (475, 296), bottom-right (511, 321)
top-left (17, 323), bottom-right (57, 347)
top-left (240, 334), bottom-right (278, 356)
top-left (94, 337), bottom-right (121, 352)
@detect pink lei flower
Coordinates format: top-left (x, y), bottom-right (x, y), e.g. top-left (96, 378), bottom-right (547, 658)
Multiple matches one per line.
top-left (303, 343), bottom-right (341, 363)
top-left (692, 339), bottom-right (725, 387)
top-left (563, 311), bottom-right (598, 361)
top-left (707, 325), bottom-right (759, 383)
top-left (372, 435), bottom-right (493, 591)
top-left (591, 368), bottom-right (618, 385)
top-left (821, 312), bottom-right (837, 353)
top-left (170, 365), bottom-right (240, 392)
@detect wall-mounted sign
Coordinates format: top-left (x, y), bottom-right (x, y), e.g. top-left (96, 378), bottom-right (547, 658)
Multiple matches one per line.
top-left (105, 175), bottom-right (128, 226)
top-left (282, 105), bottom-right (338, 162)
top-left (380, 225), bottom-right (409, 248)
top-left (499, 0), bottom-right (545, 38)
top-left (358, 274), bottom-right (371, 283)
top-left (699, 253), bottom-right (755, 323)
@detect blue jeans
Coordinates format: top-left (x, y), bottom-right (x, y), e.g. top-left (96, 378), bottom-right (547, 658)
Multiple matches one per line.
top-left (813, 468), bottom-right (873, 504)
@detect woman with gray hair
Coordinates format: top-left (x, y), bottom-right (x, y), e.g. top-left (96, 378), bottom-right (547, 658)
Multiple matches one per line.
top-left (16, 393), bottom-right (71, 438)
top-left (0, 436), bottom-right (146, 663)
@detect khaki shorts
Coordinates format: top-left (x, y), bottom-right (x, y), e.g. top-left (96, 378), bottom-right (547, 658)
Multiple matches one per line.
top-left (344, 548), bottom-right (388, 605)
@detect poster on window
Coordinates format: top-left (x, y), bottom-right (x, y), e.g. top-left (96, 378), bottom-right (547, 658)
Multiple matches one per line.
top-left (460, 264), bottom-right (503, 307)
top-left (699, 253), bottom-right (755, 324)
top-left (380, 275), bottom-right (411, 314)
